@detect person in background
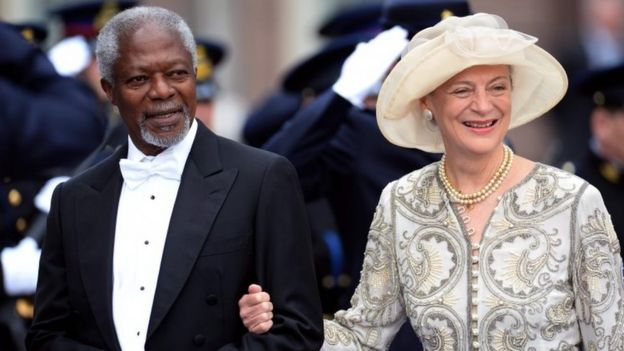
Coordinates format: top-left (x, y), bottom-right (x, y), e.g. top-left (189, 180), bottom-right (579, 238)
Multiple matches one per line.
top-left (48, 0), bottom-right (138, 149)
top-left (194, 37), bottom-right (226, 129)
top-left (0, 21), bottom-right (107, 351)
top-left (239, 12), bottom-right (624, 350)
top-left (242, 3), bottom-right (384, 317)
top-left (26, 6), bottom-right (323, 350)
top-left (574, 62), bottom-right (624, 250)
top-left (29, 1), bottom-right (141, 219)
top-left (25, 1), bottom-right (142, 241)
top-left (48, 0), bottom-right (137, 101)
top-left (552, 0), bottom-right (624, 171)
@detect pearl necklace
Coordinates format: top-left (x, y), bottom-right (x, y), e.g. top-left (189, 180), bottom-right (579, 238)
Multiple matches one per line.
top-left (438, 145), bottom-right (513, 206)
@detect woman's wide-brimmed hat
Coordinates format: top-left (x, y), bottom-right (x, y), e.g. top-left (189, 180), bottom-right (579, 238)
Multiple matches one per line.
top-left (376, 13), bottom-right (568, 152)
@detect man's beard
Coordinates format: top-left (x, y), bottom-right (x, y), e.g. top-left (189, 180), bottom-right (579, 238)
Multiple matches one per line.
top-left (139, 104), bottom-right (192, 148)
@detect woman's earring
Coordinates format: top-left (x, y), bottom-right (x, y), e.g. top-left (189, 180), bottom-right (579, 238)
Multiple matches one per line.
top-left (423, 109), bottom-right (433, 121)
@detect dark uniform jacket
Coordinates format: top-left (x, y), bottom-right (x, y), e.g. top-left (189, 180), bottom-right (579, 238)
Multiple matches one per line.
top-left (263, 90), bottom-right (440, 297)
top-left (577, 149), bottom-right (624, 255)
top-left (0, 21), bottom-right (106, 250)
top-left (0, 22), bottom-right (106, 351)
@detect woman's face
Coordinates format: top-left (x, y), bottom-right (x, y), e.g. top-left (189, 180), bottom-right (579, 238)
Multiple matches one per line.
top-left (423, 64), bottom-right (512, 157)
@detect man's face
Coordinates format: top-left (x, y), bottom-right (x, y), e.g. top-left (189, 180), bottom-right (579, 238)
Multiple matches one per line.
top-left (101, 23), bottom-right (197, 155)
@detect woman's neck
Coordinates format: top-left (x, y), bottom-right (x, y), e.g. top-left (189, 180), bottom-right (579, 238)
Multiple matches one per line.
top-left (443, 145), bottom-right (507, 195)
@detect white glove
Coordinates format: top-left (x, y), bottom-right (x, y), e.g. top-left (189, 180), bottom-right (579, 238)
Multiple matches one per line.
top-left (47, 35), bottom-right (92, 77)
top-left (34, 176), bottom-right (70, 214)
top-left (332, 26), bottom-right (408, 108)
top-left (1, 238), bottom-right (41, 296)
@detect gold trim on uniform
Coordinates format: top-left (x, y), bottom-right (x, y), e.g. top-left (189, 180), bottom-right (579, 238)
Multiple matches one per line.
top-left (196, 45), bottom-right (213, 81)
top-left (94, 1), bottom-right (120, 32)
top-left (599, 162), bottom-right (621, 184)
top-left (441, 9), bottom-right (454, 19)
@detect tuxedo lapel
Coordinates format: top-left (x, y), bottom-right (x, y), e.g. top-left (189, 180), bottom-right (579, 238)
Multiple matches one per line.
top-left (77, 146), bottom-right (126, 351)
top-left (147, 124), bottom-right (236, 338)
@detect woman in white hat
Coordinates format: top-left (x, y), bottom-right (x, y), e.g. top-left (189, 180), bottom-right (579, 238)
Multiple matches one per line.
top-left (239, 13), bottom-right (624, 350)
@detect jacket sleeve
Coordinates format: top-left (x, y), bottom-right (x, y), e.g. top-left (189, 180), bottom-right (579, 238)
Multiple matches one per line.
top-left (573, 184), bottom-right (624, 350)
top-left (25, 183), bottom-right (106, 351)
top-left (321, 182), bottom-right (406, 350)
top-left (242, 91), bottom-right (302, 147)
top-left (0, 22), bottom-right (106, 177)
top-left (219, 156), bottom-right (324, 350)
top-left (262, 89), bottom-right (357, 201)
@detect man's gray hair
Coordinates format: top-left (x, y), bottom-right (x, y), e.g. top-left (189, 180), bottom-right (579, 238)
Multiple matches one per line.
top-left (96, 6), bottom-right (197, 85)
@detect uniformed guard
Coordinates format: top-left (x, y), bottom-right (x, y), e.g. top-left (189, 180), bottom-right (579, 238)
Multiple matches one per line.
top-left (0, 20), bottom-right (108, 351)
top-left (194, 37), bottom-right (227, 130)
top-left (48, 0), bottom-right (138, 104)
top-left (574, 62), bottom-right (624, 251)
top-left (48, 0), bottom-right (139, 155)
top-left (242, 6), bottom-right (385, 315)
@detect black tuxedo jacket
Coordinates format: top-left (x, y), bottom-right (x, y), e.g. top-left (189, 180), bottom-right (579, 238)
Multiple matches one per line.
top-left (27, 123), bottom-right (323, 350)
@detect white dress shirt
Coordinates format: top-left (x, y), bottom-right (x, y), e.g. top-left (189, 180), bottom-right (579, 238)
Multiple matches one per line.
top-left (113, 121), bottom-right (197, 351)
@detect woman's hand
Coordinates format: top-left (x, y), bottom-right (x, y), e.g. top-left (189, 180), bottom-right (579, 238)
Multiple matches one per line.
top-left (238, 284), bottom-right (274, 334)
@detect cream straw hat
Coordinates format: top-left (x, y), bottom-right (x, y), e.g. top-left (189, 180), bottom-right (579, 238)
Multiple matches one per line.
top-left (376, 13), bottom-right (568, 152)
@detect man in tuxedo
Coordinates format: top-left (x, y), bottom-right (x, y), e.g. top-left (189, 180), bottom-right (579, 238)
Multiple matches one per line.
top-left (26, 6), bottom-right (323, 351)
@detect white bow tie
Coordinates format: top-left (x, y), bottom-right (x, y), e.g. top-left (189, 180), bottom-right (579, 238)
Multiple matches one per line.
top-left (119, 155), bottom-right (181, 189)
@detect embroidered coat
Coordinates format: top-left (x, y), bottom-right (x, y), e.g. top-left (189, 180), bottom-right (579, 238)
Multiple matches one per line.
top-left (323, 163), bottom-right (624, 351)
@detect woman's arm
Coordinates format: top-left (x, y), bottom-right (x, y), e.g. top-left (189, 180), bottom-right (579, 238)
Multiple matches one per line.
top-left (240, 182), bottom-right (408, 350)
top-left (572, 184), bottom-right (624, 350)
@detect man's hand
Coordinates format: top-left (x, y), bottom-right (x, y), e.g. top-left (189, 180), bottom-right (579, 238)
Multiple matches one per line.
top-left (239, 284), bottom-right (274, 334)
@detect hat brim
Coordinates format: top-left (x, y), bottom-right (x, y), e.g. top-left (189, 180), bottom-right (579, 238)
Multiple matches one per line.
top-left (376, 28), bottom-right (568, 153)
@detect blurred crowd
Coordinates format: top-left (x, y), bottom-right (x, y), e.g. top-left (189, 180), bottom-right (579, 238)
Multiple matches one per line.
top-left (1, 0), bottom-right (624, 350)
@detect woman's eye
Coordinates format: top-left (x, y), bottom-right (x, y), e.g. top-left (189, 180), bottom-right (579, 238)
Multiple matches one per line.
top-left (452, 88), bottom-right (470, 96)
top-left (490, 84), bottom-right (509, 94)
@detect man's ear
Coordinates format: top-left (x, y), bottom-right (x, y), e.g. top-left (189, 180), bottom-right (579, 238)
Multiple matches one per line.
top-left (100, 78), bottom-right (115, 105)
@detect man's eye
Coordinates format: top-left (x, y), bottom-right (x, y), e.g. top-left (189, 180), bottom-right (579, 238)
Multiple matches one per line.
top-left (171, 70), bottom-right (189, 77)
top-left (128, 76), bottom-right (147, 85)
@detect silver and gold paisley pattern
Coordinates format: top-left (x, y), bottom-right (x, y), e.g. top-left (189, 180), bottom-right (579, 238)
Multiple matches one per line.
top-left (322, 163), bottom-right (624, 351)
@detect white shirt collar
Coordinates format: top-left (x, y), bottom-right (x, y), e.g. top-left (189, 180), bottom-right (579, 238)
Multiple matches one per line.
top-left (126, 118), bottom-right (198, 175)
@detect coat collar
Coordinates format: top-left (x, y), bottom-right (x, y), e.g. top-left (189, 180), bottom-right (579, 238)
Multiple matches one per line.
top-left (147, 123), bottom-right (237, 337)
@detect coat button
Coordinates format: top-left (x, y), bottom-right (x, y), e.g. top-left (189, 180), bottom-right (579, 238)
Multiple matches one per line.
top-left (205, 294), bottom-right (218, 305)
top-left (193, 334), bottom-right (205, 346)
top-left (8, 189), bottom-right (22, 206)
top-left (15, 217), bottom-right (27, 232)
